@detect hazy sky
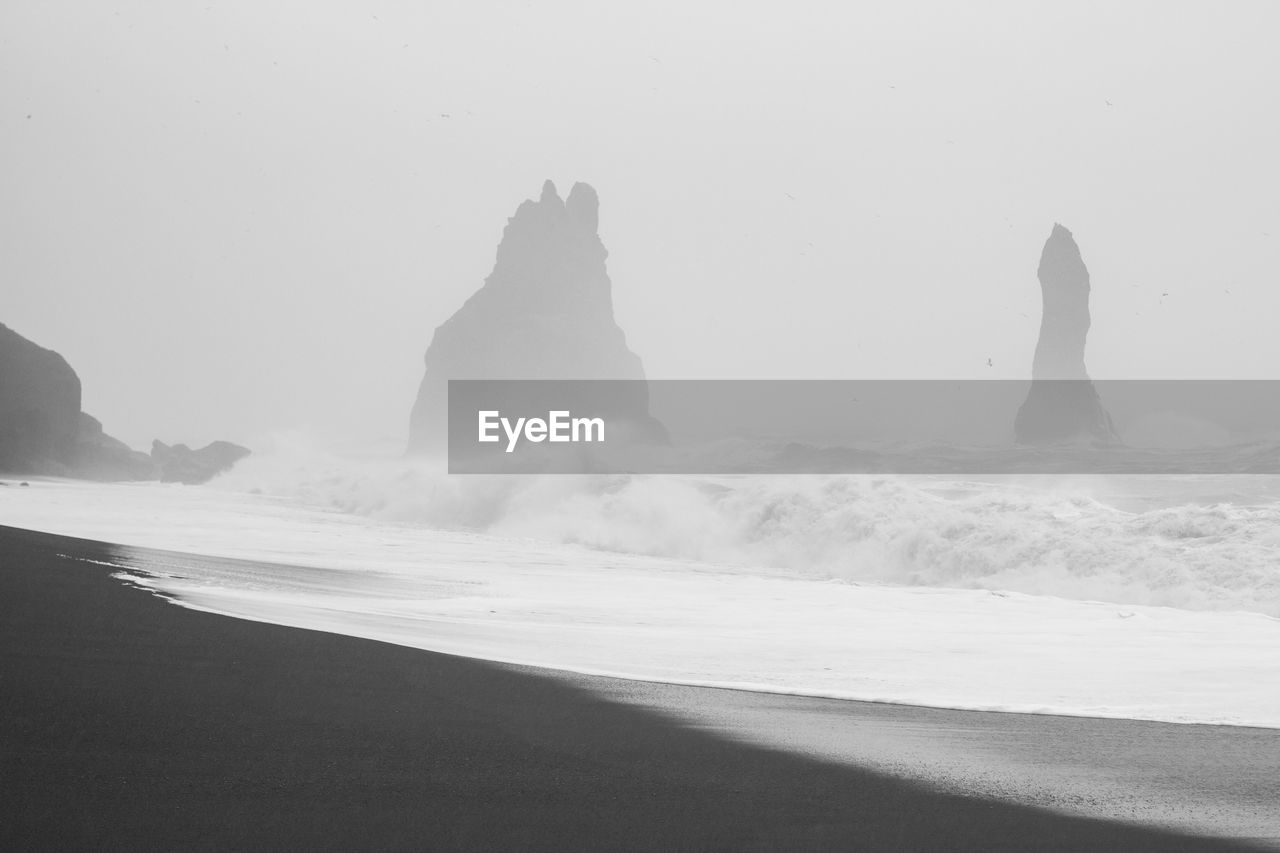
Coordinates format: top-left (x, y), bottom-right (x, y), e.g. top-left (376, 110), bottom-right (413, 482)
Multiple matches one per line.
top-left (4, 1), bottom-right (1278, 448)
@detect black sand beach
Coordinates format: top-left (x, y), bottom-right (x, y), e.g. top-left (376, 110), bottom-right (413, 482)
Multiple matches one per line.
top-left (1, 523), bottom-right (1274, 852)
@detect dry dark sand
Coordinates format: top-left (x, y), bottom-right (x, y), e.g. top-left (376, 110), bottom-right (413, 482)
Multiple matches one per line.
top-left (1, 524), bottom-right (1275, 852)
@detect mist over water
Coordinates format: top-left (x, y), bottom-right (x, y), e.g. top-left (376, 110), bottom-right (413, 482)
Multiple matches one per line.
top-left (213, 439), bottom-right (1280, 617)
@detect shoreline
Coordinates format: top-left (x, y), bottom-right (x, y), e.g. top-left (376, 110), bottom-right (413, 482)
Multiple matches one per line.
top-left (6, 475), bottom-right (1276, 732)
top-left (2, 523), bottom-right (1276, 851)
top-left (109, 569), bottom-right (1280, 732)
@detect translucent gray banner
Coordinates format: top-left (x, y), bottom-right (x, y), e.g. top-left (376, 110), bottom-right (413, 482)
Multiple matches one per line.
top-left (446, 380), bottom-right (1280, 474)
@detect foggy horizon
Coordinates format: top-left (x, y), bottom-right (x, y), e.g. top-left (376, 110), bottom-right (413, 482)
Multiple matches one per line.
top-left (5, 1), bottom-right (1278, 449)
top-left (5, 5), bottom-right (1280, 847)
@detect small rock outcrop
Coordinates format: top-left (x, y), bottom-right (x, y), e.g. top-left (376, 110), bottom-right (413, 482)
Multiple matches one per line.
top-left (0, 322), bottom-right (82, 473)
top-left (151, 440), bottom-right (252, 485)
top-left (1014, 224), bottom-right (1118, 444)
top-left (74, 413), bottom-right (159, 481)
top-left (407, 180), bottom-right (663, 453)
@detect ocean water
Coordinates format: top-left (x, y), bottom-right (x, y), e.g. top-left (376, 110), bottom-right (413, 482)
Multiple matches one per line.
top-left (3, 449), bottom-right (1278, 728)
top-left (215, 444), bottom-right (1280, 615)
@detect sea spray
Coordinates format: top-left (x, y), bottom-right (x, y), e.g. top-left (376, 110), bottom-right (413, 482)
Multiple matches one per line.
top-left (212, 442), bottom-right (1280, 615)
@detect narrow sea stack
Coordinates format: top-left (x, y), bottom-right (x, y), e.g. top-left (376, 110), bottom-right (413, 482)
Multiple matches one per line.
top-left (408, 180), bottom-right (663, 454)
top-left (1014, 224), bottom-right (1118, 444)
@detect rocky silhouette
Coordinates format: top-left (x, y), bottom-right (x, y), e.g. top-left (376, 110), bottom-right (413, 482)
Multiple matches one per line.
top-left (1, 321), bottom-right (250, 482)
top-left (408, 180), bottom-right (663, 454)
top-left (151, 440), bottom-right (251, 484)
top-left (74, 413), bottom-right (158, 480)
top-left (0, 322), bottom-right (81, 473)
top-left (1014, 224), bottom-right (1118, 444)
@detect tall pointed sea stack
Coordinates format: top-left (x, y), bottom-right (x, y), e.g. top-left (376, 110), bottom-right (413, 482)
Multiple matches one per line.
top-left (407, 181), bottom-right (659, 454)
top-left (1014, 224), bottom-right (1117, 443)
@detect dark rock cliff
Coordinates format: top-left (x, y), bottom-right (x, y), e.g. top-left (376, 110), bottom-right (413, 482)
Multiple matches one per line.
top-left (0, 323), bottom-right (82, 473)
top-left (2, 322), bottom-right (250, 482)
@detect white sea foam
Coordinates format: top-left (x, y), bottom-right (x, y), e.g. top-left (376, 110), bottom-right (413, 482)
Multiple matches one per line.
top-left (208, 440), bottom-right (1280, 615)
top-left (3, 466), bottom-right (1279, 728)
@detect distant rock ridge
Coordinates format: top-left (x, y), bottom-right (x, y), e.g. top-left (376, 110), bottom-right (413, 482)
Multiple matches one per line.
top-left (407, 180), bottom-right (663, 454)
top-left (1014, 224), bottom-right (1118, 444)
top-left (75, 412), bottom-right (156, 481)
top-left (151, 439), bottom-right (251, 484)
top-left (1, 321), bottom-right (250, 483)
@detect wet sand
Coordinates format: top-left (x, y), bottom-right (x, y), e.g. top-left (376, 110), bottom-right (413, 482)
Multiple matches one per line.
top-left (1, 524), bottom-right (1274, 851)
